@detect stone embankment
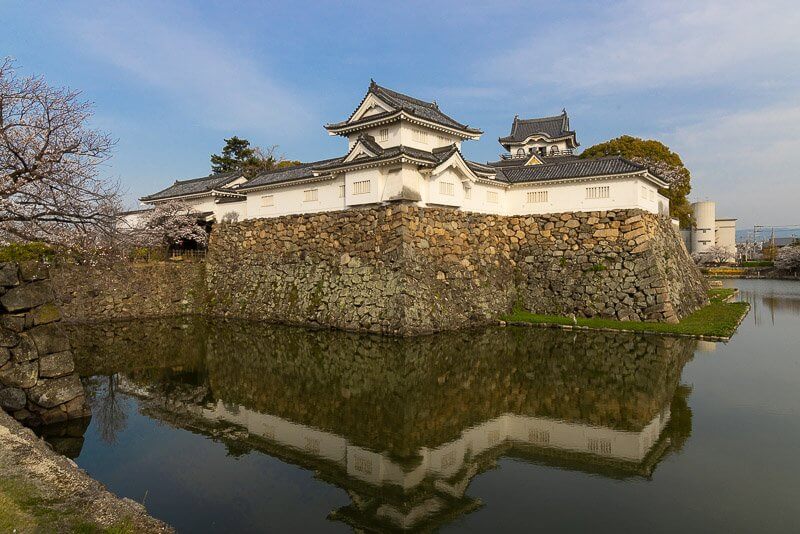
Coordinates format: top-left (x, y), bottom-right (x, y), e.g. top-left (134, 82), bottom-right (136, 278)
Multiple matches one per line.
top-left (48, 206), bottom-right (707, 335)
top-left (206, 205), bottom-right (707, 334)
top-left (52, 261), bottom-right (206, 322)
top-left (0, 262), bottom-right (90, 425)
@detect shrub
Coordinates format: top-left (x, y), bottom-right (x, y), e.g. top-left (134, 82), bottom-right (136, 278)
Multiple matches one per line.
top-left (0, 242), bottom-right (56, 263)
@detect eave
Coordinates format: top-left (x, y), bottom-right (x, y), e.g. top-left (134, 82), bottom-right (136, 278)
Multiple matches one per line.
top-left (325, 111), bottom-right (482, 140)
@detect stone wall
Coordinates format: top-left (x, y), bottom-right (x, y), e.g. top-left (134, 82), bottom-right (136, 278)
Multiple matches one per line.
top-left (206, 205), bottom-right (706, 334)
top-left (52, 262), bottom-right (206, 322)
top-left (0, 262), bottom-right (90, 425)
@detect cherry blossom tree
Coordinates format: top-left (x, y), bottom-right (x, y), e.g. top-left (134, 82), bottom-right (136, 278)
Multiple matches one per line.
top-left (775, 245), bottom-right (800, 273)
top-left (1, 58), bottom-right (119, 245)
top-left (137, 200), bottom-right (209, 248)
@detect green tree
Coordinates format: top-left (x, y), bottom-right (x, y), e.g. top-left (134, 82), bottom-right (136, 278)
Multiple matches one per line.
top-left (581, 135), bottom-right (693, 227)
top-left (211, 137), bottom-right (291, 177)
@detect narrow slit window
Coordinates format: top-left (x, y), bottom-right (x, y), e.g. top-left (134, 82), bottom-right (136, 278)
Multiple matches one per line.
top-left (353, 180), bottom-right (371, 195)
top-left (527, 190), bottom-right (548, 203)
top-left (586, 186), bottom-right (610, 199)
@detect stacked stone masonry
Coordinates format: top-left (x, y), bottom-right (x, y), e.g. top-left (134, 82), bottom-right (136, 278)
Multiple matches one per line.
top-left (0, 262), bottom-right (90, 425)
top-left (206, 205), bottom-right (707, 335)
top-left (53, 262), bottom-right (207, 322)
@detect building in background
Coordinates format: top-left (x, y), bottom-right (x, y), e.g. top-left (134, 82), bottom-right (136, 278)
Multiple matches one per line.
top-left (680, 201), bottom-right (737, 262)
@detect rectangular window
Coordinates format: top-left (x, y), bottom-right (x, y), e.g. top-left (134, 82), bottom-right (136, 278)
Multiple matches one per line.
top-left (587, 437), bottom-right (612, 455)
top-left (527, 190), bottom-right (548, 203)
top-left (378, 128), bottom-right (389, 142)
top-left (412, 128), bottom-right (428, 143)
top-left (464, 187), bottom-right (472, 200)
top-left (303, 189), bottom-right (318, 202)
top-left (353, 180), bottom-right (371, 195)
top-left (260, 195), bottom-right (274, 207)
top-left (338, 184), bottom-right (345, 198)
top-left (439, 181), bottom-right (455, 196)
top-left (586, 186), bottom-right (610, 199)
top-left (487, 190), bottom-right (499, 204)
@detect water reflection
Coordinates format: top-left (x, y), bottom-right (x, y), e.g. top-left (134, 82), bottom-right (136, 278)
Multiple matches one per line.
top-left (65, 320), bottom-right (696, 532)
top-left (737, 283), bottom-right (800, 326)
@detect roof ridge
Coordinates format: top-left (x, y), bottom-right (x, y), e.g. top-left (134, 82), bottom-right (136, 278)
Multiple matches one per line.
top-left (173, 171), bottom-right (238, 185)
top-left (371, 82), bottom-right (437, 109)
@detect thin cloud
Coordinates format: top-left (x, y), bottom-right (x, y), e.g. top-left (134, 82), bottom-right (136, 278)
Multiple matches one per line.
top-left (62, 2), bottom-right (313, 135)
top-left (665, 103), bottom-right (800, 226)
top-left (485, 0), bottom-right (800, 93)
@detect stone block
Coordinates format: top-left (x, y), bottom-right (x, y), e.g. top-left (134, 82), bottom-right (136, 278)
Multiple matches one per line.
top-left (0, 263), bottom-right (19, 287)
top-left (27, 374), bottom-right (84, 409)
top-left (18, 261), bottom-right (48, 282)
top-left (31, 303), bottom-right (62, 325)
top-left (39, 351), bottom-right (75, 378)
top-left (0, 386), bottom-right (27, 411)
top-left (0, 281), bottom-right (54, 312)
top-left (0, 361), bottom-right (38, 389)
top-left (28, 323), bottom-right (71, 355)
top-left (10, 333), bottom-right (38, 362)
top-left (0, 326), bottom-right (20, 348)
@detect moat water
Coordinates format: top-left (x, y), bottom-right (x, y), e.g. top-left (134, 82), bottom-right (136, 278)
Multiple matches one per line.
top-left (44, 279), bottom-right (799, 532)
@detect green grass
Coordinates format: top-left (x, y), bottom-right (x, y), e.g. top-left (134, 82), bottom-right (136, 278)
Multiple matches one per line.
top-left (502, 289), bottom-right (749, 339)
top-left (0, 478), bottom-right (134, 533)
top-left (740, 261), bottom-right (773, 268)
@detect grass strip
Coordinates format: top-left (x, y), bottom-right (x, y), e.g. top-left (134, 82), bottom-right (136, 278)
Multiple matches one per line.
top-left (502, 289), bottom-right (749, 340)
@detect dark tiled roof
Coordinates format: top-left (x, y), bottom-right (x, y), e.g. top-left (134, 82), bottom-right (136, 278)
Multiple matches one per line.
top-left (313, 145), bottom-right (440, 172)
top-left (141, 171), bottom-right (241, 201)
top-left (496, 156), bottom-right (647, 184)
top-left (326, 81), bottom-right (482, 135)
top-left (239, 158), bottom-right (344, 189)
top-left (487, 158), bottom-right (528, 168)
top-left (499, 111), bottom-right (576, 144)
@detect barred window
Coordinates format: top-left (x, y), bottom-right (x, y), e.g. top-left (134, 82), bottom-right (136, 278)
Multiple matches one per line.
top-left (487, 190), bottom-right (499, 203)
top-left (378, 128), bottom-right (389, 142)
top-left (439, 181), bottom-right (455, 196)
top-left (412, 128), bottom-right (428, 143)
top-left (527, 190), bottom-right (548, 203)
top-left (353, 180), bottom-right (371, 195)
top-left (586, 186), bottom-right (610, 199)
top-left (303, 189), bottom-right (318, 202)
top-left (587, 437), bottom-right (612, 454)
top-left (260, 195), bottom-right (274, 207)
top-left (338, 184), bottom-right (345, 198)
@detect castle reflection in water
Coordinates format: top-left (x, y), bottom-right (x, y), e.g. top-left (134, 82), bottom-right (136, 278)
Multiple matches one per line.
top-left (58, 319), bottom-right (696, 532)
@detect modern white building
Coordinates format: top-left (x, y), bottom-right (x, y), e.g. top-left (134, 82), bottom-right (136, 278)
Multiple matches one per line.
top-left (680, 201), bottom-right (737, 262)
top-left (141, 81), bottom-right (671, 221)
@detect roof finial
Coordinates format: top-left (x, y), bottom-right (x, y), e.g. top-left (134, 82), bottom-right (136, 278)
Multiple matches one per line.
top-left (369, 78), bottom-right (376, 87)
top-left (562, 108), bottom-right (567, 115)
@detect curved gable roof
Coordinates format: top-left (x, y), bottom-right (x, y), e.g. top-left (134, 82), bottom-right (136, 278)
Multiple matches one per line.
top-left (326, 80), bottom-right (482, 135)
top-left (499, 111), bottom-right (577, 147)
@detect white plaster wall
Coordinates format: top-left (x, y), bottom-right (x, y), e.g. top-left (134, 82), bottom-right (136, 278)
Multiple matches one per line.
top-left (245, 177), bottom-right (347, 218)
top-left (213, 200), bottom-right (247, 222)
top-left (345, 166), bottom-right (384, 206)
top-left (504, 176), bottom-right (661, 216)
top-left (397, 122), bottom-right (462, 151)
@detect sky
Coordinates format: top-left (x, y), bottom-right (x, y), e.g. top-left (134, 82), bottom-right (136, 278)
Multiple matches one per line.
top-left (3, 0), bottom-right (799, 229)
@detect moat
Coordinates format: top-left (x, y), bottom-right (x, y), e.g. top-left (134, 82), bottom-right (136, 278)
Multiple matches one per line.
top-left (43, 279), bottom-right (799, 532)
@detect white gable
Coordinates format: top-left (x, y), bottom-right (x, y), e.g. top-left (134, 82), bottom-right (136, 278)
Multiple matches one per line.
top-left (350, 93), bottom-right (395, 123)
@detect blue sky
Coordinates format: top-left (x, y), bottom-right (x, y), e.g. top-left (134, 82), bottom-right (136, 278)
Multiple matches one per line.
top-left (3, 0), bottom-right (799, 228)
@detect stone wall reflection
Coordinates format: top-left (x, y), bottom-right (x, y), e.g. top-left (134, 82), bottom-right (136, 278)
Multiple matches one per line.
top-left (68, 319), bottom-right (697, 531)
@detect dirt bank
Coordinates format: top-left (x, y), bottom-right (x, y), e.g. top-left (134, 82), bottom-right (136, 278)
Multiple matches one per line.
top-left (0, 409), bottom-right (171, 532)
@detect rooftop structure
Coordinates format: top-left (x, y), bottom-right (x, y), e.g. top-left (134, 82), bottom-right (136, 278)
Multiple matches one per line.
top-left (141, 81), bottom-right (671, 222)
